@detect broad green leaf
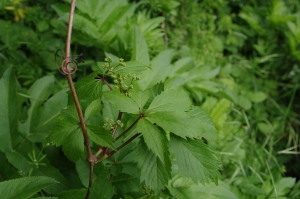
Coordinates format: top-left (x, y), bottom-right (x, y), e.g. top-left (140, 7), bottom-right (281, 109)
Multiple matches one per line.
top-left (131, 25), bottom-right (150, 66)
top-left (37, 89), bottom-right (68, 132)
top-left (112, 173), bottom-right (142, 196)
top-left (5, 151), bottom-right (31, 175)
top-left (90, 173), bottom-right (114, 199)
top-left (169, 57), bottom-right (194, 77)
top-left (114, 61), bottom-right (149, 76)
top-left (62, 128), bottom-right (84, 162)
top-left (84, 99), bottom-right (102, 121)
top-left (146, 89), bottom-right (191, 114)
top-left (48, 106), bottom-right (84, 162)
top-left (86, 125), bottom-right (115, 149)
top-left (130, 89), bottom-right (151, 110)
top-left (0, 68), bottom-right (20, 152)
top-left (0, 176), bottom-right (58, 199)
top-left (170, 135), bottom-right (220, 184)
top-left (32, 197), bottom-right (58, 199)
top-left (75, 158), bottom-right (90, 188)
top-left (248, 91), bottom-right (267, 103)
top-left (210, 99), bottom-right (231, 131)
top-left (37, 165), bottom-right (69, 194)
top-left (188, 107), bottom-right (218, 142)
top-left (136, 139), bottom-right (171, 193)
top-left (103, 91), bottom-right (140, 114)
top-left (74, 76), bottom-right (103, 104)
top-left (138, 49), bottom-right (175, 90)
top-left (239, 182), bottom-right (266, 195)
top-left (148, 111), bottom-right (198, 139)
top-left (56, 189), bottom-right (86, 199)
top-left (168, 176), bottom-right (238, 199)
top-left (137, 118), bottom-right (168, 164)
top-left (19, 76), bottom-right (54, 136)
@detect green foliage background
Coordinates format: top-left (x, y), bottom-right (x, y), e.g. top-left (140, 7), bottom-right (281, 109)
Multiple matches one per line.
top-left (0, 0), bottom-right (300, 198)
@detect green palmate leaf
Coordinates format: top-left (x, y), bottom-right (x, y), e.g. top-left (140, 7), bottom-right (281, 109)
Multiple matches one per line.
top-left (90, 173), bottom-right (114, 199)
top-left (84, 99), bottom-right (102, 121)
top-left (131, 25), bottom-right (150, 66)
top-left (114, 61), bottom-right (149, 76)
top-left (62, 128), bottom-right (84, 162)
top-left (74, 76), bottom-right (103, 104)
top-left (19, 76), bottom-right (54, 136)
top-left (147, 111), bottom-right (200, 139)
top-left (0, 68), bottom-right (20, 152)
top-left (130, 89), bottom-right (151, 111)
top-left (86, 125), bottom-right (115, 149)
top-left (137, 139), bottom-right (171, 193)
top-left (103, 91), bottom-right (140, 114)
top-left (188, 107), bottom-right (217, 142)
top-left (138, 49), bottom-right (175, 90)
top-left (48, 106), bottom-right (84, 161)
top-left (0, 176), bottom-right (58, 199)
top-left (137, 118), bottom-right (168, 164)
top-left (146, 89), bottom-right (191, 114)
top-left (169, 135), bottom-right (220, 184)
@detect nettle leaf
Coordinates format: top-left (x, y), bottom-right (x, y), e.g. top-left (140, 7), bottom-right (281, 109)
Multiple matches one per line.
top-left (0, 176), bottom-right (58, 199)
top-left (86, 125), bottom-right (115, 149)
top-left (0, 68), bottom-right (20, 152)
top-left (137, 139), bottom-right (171, 193)
top-left (170, 135), bottom-right (220, 184)
top-left (137, 118), bottom-right (169, 164)
top-left (48, 106), bottom-right (84, 161)
top-left (84, 99), bottom-right (102, 121)
top-left (103, 91), bottom-right (140, 114)
top-left (130, 89), bottom-right (151, 110)
top-left (90, 173), bottom-right (114, 199)
top-left (114, 61), bottom-right (149, 76)
top-left (19, 76), bottom-right (54, 136)
top-left (146, 89), bottom-right (191, 114)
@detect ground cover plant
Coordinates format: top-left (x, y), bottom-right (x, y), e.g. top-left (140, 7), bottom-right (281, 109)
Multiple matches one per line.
top-left (0, 0), bottom-right (299, 198)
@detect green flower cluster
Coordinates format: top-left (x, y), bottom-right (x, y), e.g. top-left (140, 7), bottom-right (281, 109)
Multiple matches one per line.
top-left (103, 117), bottom-right (124, 131)
top-left (102, 57), bottom-right (140, 97)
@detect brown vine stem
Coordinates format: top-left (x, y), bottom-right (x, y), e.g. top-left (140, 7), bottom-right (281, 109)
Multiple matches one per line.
top-left (65, 1), bottom-right (95, 199)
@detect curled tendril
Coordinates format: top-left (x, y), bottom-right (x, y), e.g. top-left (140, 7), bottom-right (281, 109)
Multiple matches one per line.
top-left (55, 49), bottom-right (84, 75)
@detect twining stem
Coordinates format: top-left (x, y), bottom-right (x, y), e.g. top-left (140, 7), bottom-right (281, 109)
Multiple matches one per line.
top-left (64, 0), bottom-right (95, 198)
top-left (108, 133), bottom-right (141, 157)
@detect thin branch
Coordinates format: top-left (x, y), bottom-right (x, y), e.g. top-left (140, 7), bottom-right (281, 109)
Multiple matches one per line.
top-left (108, 133), bottom-right (141, 157)
top-left (102, 78), bottom-right (112, 91)
top-left (112, 112), bottom-right (123, 137)
top-left (64, 1), bottom-right (95, 199)
top-left (115, 116), bottom-right (141, 141)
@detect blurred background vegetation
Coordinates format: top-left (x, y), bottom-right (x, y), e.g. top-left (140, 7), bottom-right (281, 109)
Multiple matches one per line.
top-left (0, 0), bottom-right (299, 198)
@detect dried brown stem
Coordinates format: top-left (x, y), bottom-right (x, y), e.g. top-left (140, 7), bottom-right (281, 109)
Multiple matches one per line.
top-left (64, 1), bottom-right (95, 198)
